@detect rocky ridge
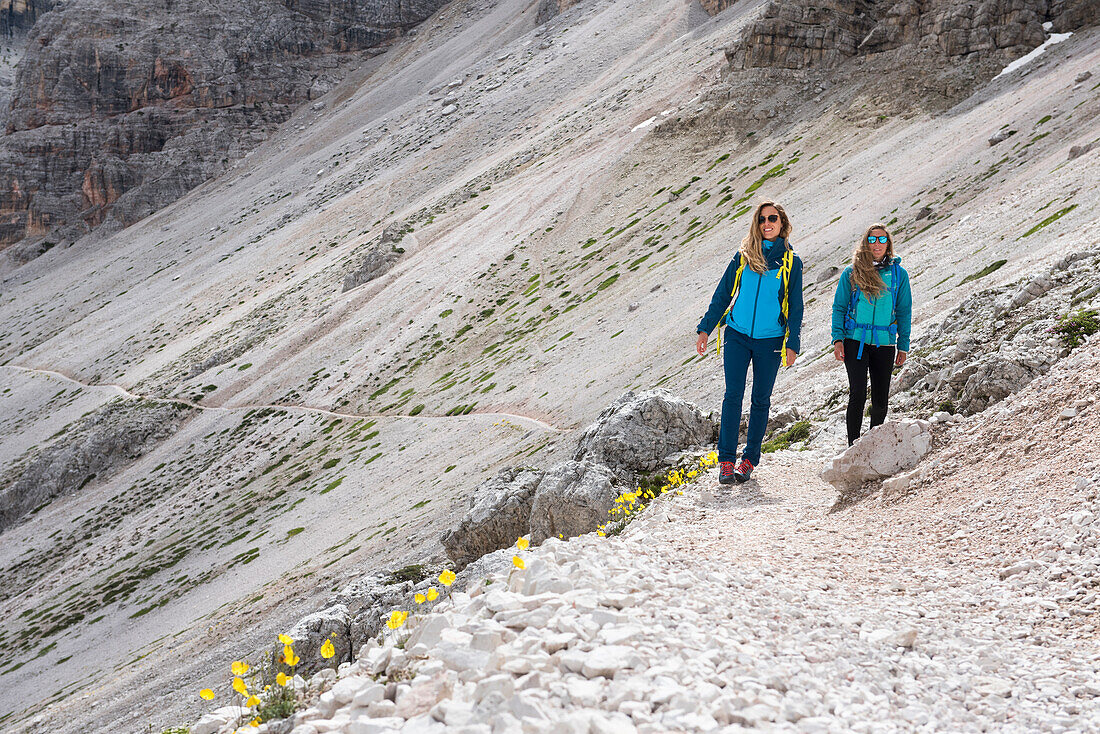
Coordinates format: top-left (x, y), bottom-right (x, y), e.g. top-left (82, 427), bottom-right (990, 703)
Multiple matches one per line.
top-left (0, 0), bottom-right (450, 260)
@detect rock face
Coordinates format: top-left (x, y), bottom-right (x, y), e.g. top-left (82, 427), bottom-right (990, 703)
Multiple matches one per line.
top-left (894, 250), bottom-right (1100, 416)
top-left (723, 0), bottom-right (1089, 71)
top-left (528, 460), bottom-right (618, 543)
top-left (342, 221), bottom-right (410, 292)
top-left (0, 397), bottom-right (192, 532)
top-left (440, 468), bottom-right (544, 570)
top-left (573, 389), bottom-right (717, 478)
top-left (0, 0), bottom-right (450, 259)
top-left (821, 419), bottom-right (932, 492)
top-left (443, 391), bottom-right (716, 568)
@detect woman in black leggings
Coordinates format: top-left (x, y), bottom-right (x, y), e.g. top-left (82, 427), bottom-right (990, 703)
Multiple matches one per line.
top-left (831, 224), bottom-right (912, 445)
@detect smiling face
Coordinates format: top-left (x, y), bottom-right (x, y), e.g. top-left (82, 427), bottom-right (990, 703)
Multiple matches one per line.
top-left (868, 228), bottom-right (889, 261)
top-left (759, 205), bottom-right (781, 241)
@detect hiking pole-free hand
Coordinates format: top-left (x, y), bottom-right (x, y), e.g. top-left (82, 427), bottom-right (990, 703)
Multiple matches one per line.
top-left (895, 350), bottom-right (907, 367)
top-left (785, 348), bottom-right (798, 366)
top-left (696, 331), bottom-right (708, 356)
top-left (833, 341), bottom-right (844, 362)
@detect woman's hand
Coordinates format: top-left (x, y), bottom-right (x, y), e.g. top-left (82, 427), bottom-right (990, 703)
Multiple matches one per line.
top-left (895, 350), bottom-right (907, 367)
top-left (696, 331), bottom-right (708, 356)
top-left (833, 341), bottom-right (844, 362)
top-left (785, 348), bottom-right (798, 366)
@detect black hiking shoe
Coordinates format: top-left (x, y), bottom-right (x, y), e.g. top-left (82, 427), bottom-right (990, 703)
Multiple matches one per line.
top-left (733, 458), bottom-right (755, 483)
top-left (719, 461), bottom-right (737, 485)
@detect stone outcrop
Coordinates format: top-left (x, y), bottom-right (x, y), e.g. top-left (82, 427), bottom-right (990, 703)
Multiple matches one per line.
top-left (443, 391), bottom-right (716, 568)
top-left (0, 397), bottom-right (192, 532)
top-left (440, 468), bottom-right (543, 570)
top-left (572, 389), bottom-right (717, 479)
top-left (821, 418), bottom-right (932, 492)
top-left (342, 221), bottom-right (411, 292)
top-left (894, 250), bottom-right (1100, 416)
top-left (528, 460), bottom-right (618, 543)
top-left (723, 0), bottom-right (1092, 72)
top-left (0, 0), bottom-right (450, 259)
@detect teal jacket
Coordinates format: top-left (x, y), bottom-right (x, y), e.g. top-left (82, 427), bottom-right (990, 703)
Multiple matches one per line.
top-left (831, 257), bottom-right (912, 352)
top-left (697, 237), bottom-right (804, 353)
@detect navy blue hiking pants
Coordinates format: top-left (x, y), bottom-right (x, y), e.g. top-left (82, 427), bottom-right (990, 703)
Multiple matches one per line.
top-left (718, 327), bottom-right (784, 465)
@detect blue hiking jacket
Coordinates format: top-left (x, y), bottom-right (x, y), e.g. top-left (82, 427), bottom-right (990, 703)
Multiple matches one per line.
top-left (697, 237), bottom-right (804, 353)
top-left (831, 257), bottom-right (912, 352)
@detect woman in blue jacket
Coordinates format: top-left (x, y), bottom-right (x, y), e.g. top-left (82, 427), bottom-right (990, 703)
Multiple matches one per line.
top-left (695, 201), bottom-right (804, 484)
top-left (831, 224), bottom-right (912, 445)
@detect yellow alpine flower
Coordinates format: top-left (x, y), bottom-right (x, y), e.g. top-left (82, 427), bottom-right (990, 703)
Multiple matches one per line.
top-left (278, 634), bottom-right (294, 645)
top-left (199, 689), bottom-right (215, 700)
top-left (231, 661), bottom-right (249, 676)
top-left (516, 537), bottom-right (529, 551)
top-left (245, 695), bottom-right (261, 707)
top-left (232, 677), bottom-right (248, 695)
top-left (320, 639), bottom-right (335, 659)
top-left (386, 610), bottom-right (408, 630)
top-left (512, 555), bottom-right (525, 569)
top-left (414, 592), bottom-right (426, 604)
top-left (250, 718), bottom-right (262, 727)
top-left (283, 645), bottom-right (299, 667)
top-left (438, 569), bottom-right (456, 587)
top-left (276, 672), bottom-right (289, 686)
top-left (426, 587), bottom-right (438, 601)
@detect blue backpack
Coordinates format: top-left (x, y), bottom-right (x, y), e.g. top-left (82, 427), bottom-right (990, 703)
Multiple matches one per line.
top-left (844, 261), bottom-right (901, 359)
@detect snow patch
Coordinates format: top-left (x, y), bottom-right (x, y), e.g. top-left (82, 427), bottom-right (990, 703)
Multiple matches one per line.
top-left (994, 32), bottom-right (1072, 80)
top-left (631, 116), bottom-right (658, 132)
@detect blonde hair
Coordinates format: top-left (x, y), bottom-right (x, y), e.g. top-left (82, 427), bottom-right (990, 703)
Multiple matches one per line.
top-left (740, 201), bottom-right (792, 274)
top-left (851, 223), bottom-right (895, 299)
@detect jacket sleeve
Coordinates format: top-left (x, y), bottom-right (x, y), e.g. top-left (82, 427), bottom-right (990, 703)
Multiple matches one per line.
top-left (895, 266), bottom-right (913, 352)
top-left (832, 268), bottom-right (852, 344)
top-left (785, 255), bottom-right (804, 353)
top-left (696, 255), bottom-right (739, 335)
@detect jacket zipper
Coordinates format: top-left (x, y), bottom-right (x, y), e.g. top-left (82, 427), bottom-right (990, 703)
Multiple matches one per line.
top-left (750, 270), bottom-right (761, 336)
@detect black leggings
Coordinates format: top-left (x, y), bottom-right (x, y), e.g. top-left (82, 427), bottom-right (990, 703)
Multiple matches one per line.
top-left (843, 338), bottom-right (895, 445)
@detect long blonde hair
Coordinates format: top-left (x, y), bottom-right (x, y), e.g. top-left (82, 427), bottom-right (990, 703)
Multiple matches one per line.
top-left (851, 223), bottom-right (895, 299)
top-left (740, 201), bottom-right (792, 274)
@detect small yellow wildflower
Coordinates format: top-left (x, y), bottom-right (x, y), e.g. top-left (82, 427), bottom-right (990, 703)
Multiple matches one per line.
top-left (232, 677), bottom-right (248, 695)
top-left (386, 610), bottom-right (409, 630)
top-left (283, 646), bottom-right (299, 667)
top-left (245, 695), bottom-right (261, 707)
top-left (320, 639), bottom-right (335, 659)
top-left (199, 689), bottom-right (215, 700)
top-left (278, 634), bottom-right (294, 645)
top-left (231, 661), bottom-right (249, 676)
top-left (516, 537), bottom-right (529, 550)
top-left (414, 592), bottom-right (426, 604)
top-left (439, 569), bottom-right (456, 587)
top-left (250, 718), bottom-right (262, 727)
top-left (512, 555), bottom-right (525, 569)
top-left (276, 672), bottom-right (289, 686)
top-left (426, 587), bottom-right (438, 601)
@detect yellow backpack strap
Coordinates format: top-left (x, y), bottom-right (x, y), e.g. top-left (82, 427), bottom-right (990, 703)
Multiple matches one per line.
top-left (716, 256), bottom-right (747, 356)
top-left (778, 249), bottom-right (793, 366)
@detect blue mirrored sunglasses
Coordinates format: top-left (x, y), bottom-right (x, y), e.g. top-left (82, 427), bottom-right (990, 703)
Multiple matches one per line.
top-left (867, 235), bottom-right (889, 244)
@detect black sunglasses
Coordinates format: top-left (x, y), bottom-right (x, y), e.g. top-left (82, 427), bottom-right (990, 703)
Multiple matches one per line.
top-left (757, 214), bottom-right (779, 224)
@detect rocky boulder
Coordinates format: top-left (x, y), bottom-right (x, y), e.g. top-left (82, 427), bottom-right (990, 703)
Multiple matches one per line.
top-left (279, 604), bottom-right (352, 672)
top-left (529, 460), bottom-right (618, 543)
top-left (821, 419), bottom-right (932, 493)
top-left (573, 390), bottom-right (716, 479)
top-left (441, 468), bottom-right (544, 570)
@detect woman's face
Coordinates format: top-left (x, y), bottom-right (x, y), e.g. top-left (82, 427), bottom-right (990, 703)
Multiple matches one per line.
top-left (868, 228), bottom-right (889, 261)
top-left (758, 205), bottom-right (781, 241)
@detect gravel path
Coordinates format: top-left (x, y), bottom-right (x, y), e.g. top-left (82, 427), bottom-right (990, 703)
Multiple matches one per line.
top-left (207, 410), bottom-right (1100, 734)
